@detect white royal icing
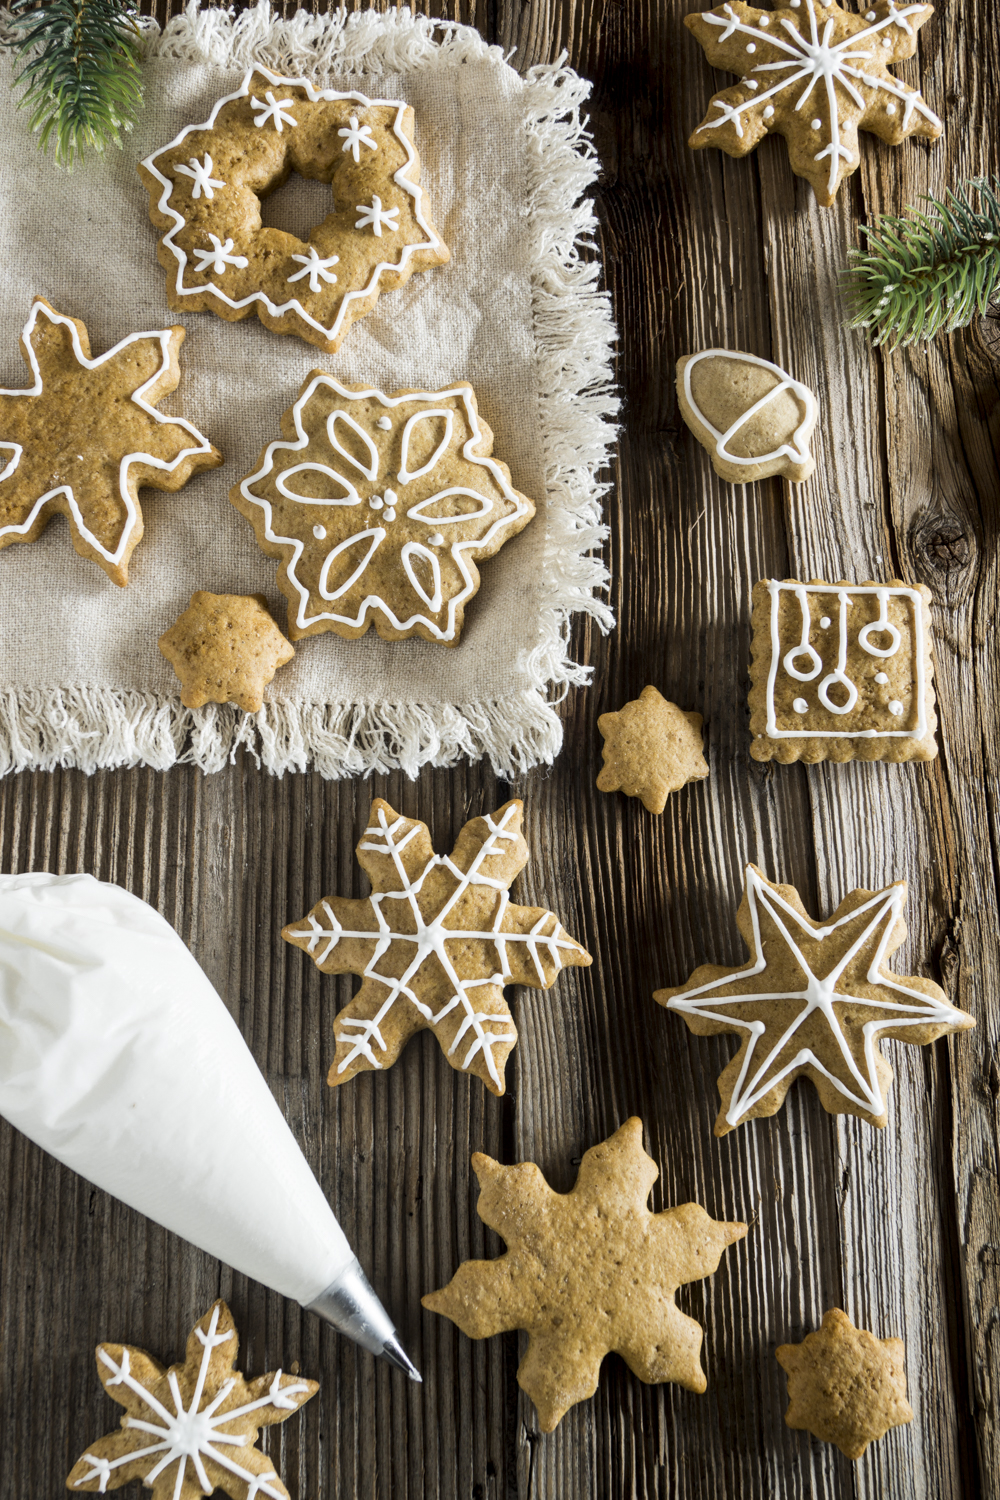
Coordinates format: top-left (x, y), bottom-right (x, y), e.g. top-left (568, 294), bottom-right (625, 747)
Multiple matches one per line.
top-left (0, 301), bottom-right (216, 568)
top-left (192, 235), bottom-right (249, 275)
top-left (338, 114), bottom-right (378, 162)
top-left (355, 195), bottom-right (400, 237)
top-left (287, 247), bottom-right (340, 292)
top-left (696, 0), bottom-right (941, 197)
top-left (140, 67), bottom-right (445, 346)
top-left (665, 866), bottom-right (970, 1128)
top-left (765, 580), bottom-right (926, 740)
top-left (174, 153), bottom-right (225, 200)
top-left (251, 90), bottom-right (298, 132)
top-left (683, 350), bottom-right (816, 470)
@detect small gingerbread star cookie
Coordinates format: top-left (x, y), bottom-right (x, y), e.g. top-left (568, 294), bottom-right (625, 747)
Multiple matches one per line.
top-left (776, 1307), bottom-right (913, 1458)
top-left (159, 592), bottom-right (294, 712)
top-left (422, 1118), bottom-right (747, 1430)
top-left (597, 686), bottom-right (709, 813)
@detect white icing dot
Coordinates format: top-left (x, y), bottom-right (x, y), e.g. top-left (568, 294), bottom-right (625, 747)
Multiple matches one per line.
top-left (883, 35), bottom-right (892, 45)
top-left (747, 79), bottom-right (759, 90)
top-left (888, 700), bottom-right (904, 716)
top-left (764, 105), bottom-right (774, 118)
top-left (875, 672), bottom-right (888, 684)
top-left (759, 13), bottom-right (770, 22)
top-left (746, 42), bottom-right (756, 52)
top-left (811, 117), bottom-right (822, 130)
top-left (312, 524), bottom-right (326, 540)
top-left (865, 8), bottom-right (876, 16)
top-left (369, 495), bottom-right (383, 510)
top-left (886, 102), bottom-right (896, 114)
top-left (377, 415), bottom-right (392, 430)
top-left (793, 698), bottom-right (809, 714)
top-left (790, 1), bottom-right (800, 8)
top-left (384, 508), bottom-right (396, 522)
top-left (385, 488), bottom-right (398, 507)
top-left (819, 616), bottom-right (831, 629)
top-left (428, 533), bottom-right (445, 546)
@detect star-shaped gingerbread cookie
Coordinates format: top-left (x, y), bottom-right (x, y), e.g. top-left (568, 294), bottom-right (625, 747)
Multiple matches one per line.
top-left (0, 299), bottom-right (221, 585)
top-left (776, 1307), bottom-right (913, 1458)
top-left (67, 1300), bottom-right (318, 1499)
top-left (685, 0), bottom-right (942, 205)
top-left (283, 798), bottom-right (591, 1095)
top-left (422, 1118), bottom-right (747, 1430)
top-left (159, 592), bottom-right (295, 712)
top-left (597, 686), bottom-right (709, 812)
top-left (654, 865), bottom-right (973, 1134)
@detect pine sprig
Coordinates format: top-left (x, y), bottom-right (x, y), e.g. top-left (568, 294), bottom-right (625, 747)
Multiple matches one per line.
top-left (842, 177), bottom-right (1000, 350)
top-left (3, 0), bottom-right (144, 168)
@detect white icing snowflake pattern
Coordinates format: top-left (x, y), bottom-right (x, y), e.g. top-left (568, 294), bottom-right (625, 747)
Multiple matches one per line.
top-left (250, 91), bottom-right (298, 132)
top-left (174, 154), bottom-right (225, 200)
top-left (338, 114), bottom-right (378, 162)
top-left (287, 247), bottom-right (340, 292)
top-left (355, 195), bottom-right (400, 236)
top-left (192, 235), bottom-right (249, 275)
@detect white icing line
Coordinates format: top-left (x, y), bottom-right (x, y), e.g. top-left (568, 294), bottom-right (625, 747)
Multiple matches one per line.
top-left (683, 349), bottom-right (815, 468)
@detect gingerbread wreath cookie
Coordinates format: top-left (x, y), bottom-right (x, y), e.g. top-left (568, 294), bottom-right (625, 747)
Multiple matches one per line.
top-left (685, 0), bottom-right (942, 206)
top-left (422, 1118), bottom-right (747, 1431)
top-left (232, 374), bottom-right (536, 644)
top-left (676, 350), bottom-right (817, 483)
top-left (67, 1300), bottom-right (318, 1499)
top-left (139, 67), bottom-right (449, 354)
top-left (776, 1308), bottom-right (913, 1459)
top-left (596, 686), bottom-right (709, 812)
top-left (0, 298), bottom-right (221, 586)
top-left (159, 592), bottom-right (295, 712)
top-left (283, 798), bottom-right (591, 1095)
top-left (749, 577), bottom-right (937, 763)
top-left (654, 864), bottom-right (974, 1134)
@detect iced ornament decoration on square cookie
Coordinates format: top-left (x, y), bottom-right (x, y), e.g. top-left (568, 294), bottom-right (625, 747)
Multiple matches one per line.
top-left (749, 578), bottom-right (937, 763)
top-left (139, 67), bottom-right (449, 353)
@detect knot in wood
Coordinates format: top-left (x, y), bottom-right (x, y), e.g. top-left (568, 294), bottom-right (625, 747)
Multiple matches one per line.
top-left (916, 515), bottom-right (972, 574)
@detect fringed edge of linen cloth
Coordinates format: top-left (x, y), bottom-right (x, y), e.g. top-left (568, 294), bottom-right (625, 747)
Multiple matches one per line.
top-left (0, 4), bottom-right (618, 781)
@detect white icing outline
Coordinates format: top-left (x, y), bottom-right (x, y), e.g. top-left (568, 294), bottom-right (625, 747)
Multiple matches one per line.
top-left (665, 866), bottom-right (969, 1128)
top-left (327, 409), bottom-right (379, 479)
top-left (0, 442), bottom-right (22, 483)
top-left (398, 408), bottom-right (454, 482)
top-left (765, 580), bottom-right (927, 739)
top-left (401, 540), bottom-right (443, 611)
top-left (318, 528), bottom-right (385, 600)
top-left (141, 67), bottom-right (444, 346)
top-left (237, 376), bottom-right (531, 640)
top-left (816, 590), bottom-right (859, 714)
top-left (275, 463), bottom-right (360, 507)
top-left (683, 349), bottom-right (816, 469)
top-left (0, 300), bottom-right (216, 568)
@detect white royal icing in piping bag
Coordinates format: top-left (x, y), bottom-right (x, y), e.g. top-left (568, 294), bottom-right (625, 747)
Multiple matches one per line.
top-left (0, 871), bottom-right (352, 1306)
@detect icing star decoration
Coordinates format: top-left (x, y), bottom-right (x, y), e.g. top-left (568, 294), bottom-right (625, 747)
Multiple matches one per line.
top-left (283, 798), bottom-right (591, 1095)
top-left (0, 299), bottom-right (221, 586)
top-left (654, 865), bottom-right (973, 1134)
top-left (66, 1300), bottom-right (318, 1500)
top-left (421, 1118), bottom-right (747, 1431)
top-left (596, 685), bottom-right (709, 812)
top-left (685, 0), bottom-right (943, 205)
top-left (776, 1307), bottom-right (913, 1458)
top-left (158, 592), bottom-right (295, 713)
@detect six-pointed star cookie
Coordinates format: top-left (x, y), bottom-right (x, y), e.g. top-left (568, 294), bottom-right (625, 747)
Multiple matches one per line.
top-left (66, 1300), bottom-right (317, 1500)
top-left (283, 798), bottom-right (591, 1095)
top-left (597, 685), bottom-right (709, 812)
top-left (685, 0), bottom-right (942, 205)
top-left (654, 865), bottom-right (973, 1134)
top-left (232, 374), bottom-right (536, 643)
top-left (159, 592), bottom-right (295, 712)
top-left (776, 1307), bottom-right (913, 1458)
top-left (0, 298), bottom-right (221, 586)
top-left (422, 1118), bottom-right (747, 1430)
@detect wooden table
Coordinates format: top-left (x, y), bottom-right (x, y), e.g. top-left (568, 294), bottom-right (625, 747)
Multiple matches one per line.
top-left (2, 1), bottom-right (997, 1496)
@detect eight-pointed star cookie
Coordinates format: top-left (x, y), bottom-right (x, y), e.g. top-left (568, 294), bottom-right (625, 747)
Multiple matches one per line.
top-left (654, 865), bottom-right (973, 1134)
top-left (685, 0), bottom-right (942, 205)
top-left (0, 298), bottom-right (221, 586)
top-left (421, 1118), bottom-right (747, 1430)
top-left (776, 1307), bottom-right (913, 1458)
top-left (159, 592), bottom-right (295, 713)
top-left (66, 1300), bottom-right (317, 1500)
top-left (597, 685), bottom-right (709, 812)
top-left (232, 374), bottom-right (536, 643)
top-left (282, 798), bottom-right (591, 1095)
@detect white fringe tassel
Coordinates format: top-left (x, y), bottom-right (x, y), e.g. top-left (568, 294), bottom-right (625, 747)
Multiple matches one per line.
top-left (5, 5), bottom-right (618, 781)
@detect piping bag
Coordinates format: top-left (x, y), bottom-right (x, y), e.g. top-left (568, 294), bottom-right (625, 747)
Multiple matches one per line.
top-left (0, 870), bottom-right (420, 1380)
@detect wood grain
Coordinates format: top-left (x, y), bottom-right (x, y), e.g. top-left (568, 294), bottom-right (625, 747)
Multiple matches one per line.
top-left (1, 0), bottom-right (998, 1497)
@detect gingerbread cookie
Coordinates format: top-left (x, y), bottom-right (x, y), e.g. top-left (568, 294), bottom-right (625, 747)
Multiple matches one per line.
top-left (159, 592), bottom-right (295, 712)
top-left (676, 350), bottom-right (816, 483)
top-left (67, 1300), bottom-right (317, 1499)
top-left (685, 0), bottom-right (942, 206)
top-left (654, 864), bottom-right (974, 1134)
top-left (776, 1308), bottom-right (913, 1458)
top-left (139, 67), bottom-right (449, 354)
top-left (597, 686), bottom-right (709, 812)
top-left (0, 298), bottom-right (221, 586)
top-left (232, 375), bottom-right (536, 643)
top-left (283, 798), bottom-right (591, 1095)
top-left (422, 1118), bottom-right (747, 1431)
top-left (749, 577), bottom-right (937, 763)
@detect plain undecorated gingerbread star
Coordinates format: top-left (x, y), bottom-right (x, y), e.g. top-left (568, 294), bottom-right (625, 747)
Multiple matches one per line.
top-left (776, 1307), bottom-right (913, 1458)
top-left (422, 1118), bottom-right (747, 1430)
top-left (159, 591), bottom-right (295, 712)
top-left (597, 685), bottom-right (709, 812)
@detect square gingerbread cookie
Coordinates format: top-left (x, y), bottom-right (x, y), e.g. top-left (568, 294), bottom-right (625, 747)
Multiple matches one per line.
top-left (749, 578), bottom-right (937, 764)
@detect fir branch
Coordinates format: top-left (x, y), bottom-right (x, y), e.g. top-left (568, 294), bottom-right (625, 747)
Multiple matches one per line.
top-left (3, 0), bottom-right (144, 168)
top-left (842, 177), bottom-right (1000, 350)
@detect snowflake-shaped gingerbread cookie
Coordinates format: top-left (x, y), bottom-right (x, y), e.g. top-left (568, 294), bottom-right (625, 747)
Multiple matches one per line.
top-left (232, 375), bottom-right (536, 644)
top-left (685, 0), bottom-right (942, 204)
top-left (139, 67), bottom-right (449, 353)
